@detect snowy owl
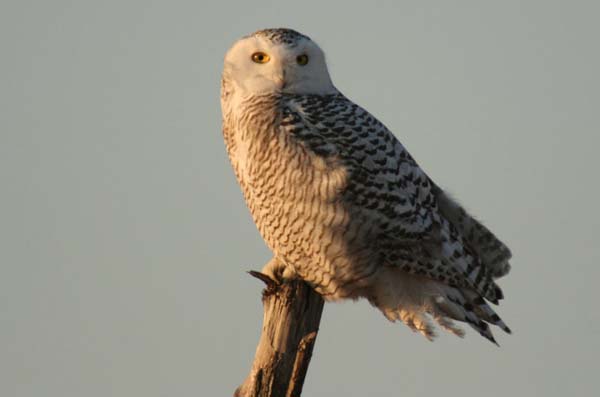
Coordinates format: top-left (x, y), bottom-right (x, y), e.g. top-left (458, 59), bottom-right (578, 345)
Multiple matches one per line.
top-left (221, 28), bottom-right (512, 343)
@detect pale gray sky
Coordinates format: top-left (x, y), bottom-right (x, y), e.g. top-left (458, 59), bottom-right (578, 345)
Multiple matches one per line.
top-left (1, 1), bottom-right (599, 396)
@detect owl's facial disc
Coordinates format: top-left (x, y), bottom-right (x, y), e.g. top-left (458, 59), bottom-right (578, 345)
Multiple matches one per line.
top-left (223, 32), bottom-right (336, 96)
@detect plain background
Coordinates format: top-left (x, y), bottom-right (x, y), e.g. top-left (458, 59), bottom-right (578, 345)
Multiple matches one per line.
top-left (2, 0), bottom-right (599, 396)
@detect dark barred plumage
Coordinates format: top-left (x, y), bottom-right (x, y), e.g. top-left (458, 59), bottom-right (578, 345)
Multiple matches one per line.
top-left (282, 93), bottom-right (510, 303)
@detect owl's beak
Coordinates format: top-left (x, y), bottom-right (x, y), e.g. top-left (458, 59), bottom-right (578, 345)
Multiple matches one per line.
top-left (273, 70), bottom-right (287, 89)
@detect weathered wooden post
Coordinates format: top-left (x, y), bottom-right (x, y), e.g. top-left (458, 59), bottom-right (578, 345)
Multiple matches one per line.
top-left (235, 271), bottom-right (325, 397)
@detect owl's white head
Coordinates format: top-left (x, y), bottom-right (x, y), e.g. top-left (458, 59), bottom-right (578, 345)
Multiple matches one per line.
top-left (222, 28), bottom-right (336, 96)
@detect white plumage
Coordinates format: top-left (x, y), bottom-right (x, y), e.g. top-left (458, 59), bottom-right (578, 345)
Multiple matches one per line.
top-left (221, 28), bottom-right (512, 343)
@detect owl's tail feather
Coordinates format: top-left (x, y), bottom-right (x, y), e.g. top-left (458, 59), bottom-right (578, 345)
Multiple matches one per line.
top-left (433, 291), bottom-right (496, 344)
top-left (369, 269), bottom-right (509, 344)
top-left (463, 290), bottom-right (512, 334)
top-left (433, 285), bottom-right (511, 344)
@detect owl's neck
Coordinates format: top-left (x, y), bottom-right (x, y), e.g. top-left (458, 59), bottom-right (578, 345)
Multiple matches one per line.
top-left (223, 89), bottom-right (280, 124)
top-left (222, 91), bottom-right (282, 160)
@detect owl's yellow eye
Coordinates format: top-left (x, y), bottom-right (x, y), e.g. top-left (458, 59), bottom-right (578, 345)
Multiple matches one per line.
top-left (296, 54), bottom-right (309, 66)
top-left (251, 52), bottom-right (270, 64)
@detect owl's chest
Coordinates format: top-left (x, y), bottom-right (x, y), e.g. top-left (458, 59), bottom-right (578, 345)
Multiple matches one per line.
top-left (230, 122), bottom-right (344, 200)
top-left (227, 119), bottom-right (346, 236)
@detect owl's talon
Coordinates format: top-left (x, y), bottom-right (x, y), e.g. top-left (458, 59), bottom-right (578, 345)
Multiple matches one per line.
top-left (248, 270), bottom-right (277, 285)
top-left (248, 270), bottom-right (280, 296)
top-left (260, 257), bottom-right (297, 284)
